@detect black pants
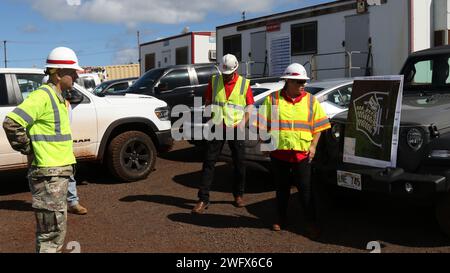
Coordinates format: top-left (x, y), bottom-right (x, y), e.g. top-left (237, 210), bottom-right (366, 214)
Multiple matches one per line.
top-left (271, 157), bottom-right (316, 223)
top-left (198, 128), bottom-right (246, 203)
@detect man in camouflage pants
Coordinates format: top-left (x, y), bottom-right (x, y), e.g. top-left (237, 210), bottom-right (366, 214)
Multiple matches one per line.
top-left (2, 47), bottom-right (82, 253)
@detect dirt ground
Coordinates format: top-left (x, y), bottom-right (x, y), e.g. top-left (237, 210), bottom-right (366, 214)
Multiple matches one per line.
top-left (0, 140), bottom-right (449, 253)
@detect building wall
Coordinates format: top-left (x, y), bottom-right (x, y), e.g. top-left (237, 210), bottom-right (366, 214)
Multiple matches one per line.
top-left (140, 35), bottom-right (191, 73)
top-left (369, 0), bottom-right (410, 76)
top-left (193, 34), bottom-right (216, 63)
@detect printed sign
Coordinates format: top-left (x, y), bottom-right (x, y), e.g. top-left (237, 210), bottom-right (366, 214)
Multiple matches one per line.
top-left (343, 76), bottom-right (403, 168)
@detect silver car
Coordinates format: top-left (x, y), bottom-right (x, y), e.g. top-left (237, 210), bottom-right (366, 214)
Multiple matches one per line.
top-left (221, 78), bottom-right (354, 163)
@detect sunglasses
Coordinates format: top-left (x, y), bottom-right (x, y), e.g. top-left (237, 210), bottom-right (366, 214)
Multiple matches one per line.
top-left (290, 79), bottom-right (307, 85)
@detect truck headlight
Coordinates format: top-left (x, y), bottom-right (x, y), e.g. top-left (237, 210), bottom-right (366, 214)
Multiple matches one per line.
top-left (331, 123), bottom-right (342, 141)
top-left (155, 106), bottom-right (170, 121)
top-left (406, 128), bottom-right (423, 151)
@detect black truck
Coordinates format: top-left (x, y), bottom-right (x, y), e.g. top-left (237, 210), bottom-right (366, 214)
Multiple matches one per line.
top-left (315, 45), bottom-right (450, 236)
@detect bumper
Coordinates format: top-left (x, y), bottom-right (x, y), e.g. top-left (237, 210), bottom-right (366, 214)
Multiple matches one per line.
top-left (318, 163), bottom-right (450, 195)
top-left (155, 129), bottom-right (174, 148)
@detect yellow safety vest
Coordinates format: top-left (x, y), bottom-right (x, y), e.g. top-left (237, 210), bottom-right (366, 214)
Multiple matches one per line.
top-left (211, 74), bottom-right (250, 127)
top-left (7, 84), bottom-right (76, 167)
top-left (259, 90), bottom-right (331, 151)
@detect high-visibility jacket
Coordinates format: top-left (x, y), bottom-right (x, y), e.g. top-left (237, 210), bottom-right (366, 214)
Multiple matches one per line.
top-left (7, 84), bottom-right (76, 167)
top-left (259, 90), bottom-right (331, 152)
top-left (211, 74), bottom-right (250, 127)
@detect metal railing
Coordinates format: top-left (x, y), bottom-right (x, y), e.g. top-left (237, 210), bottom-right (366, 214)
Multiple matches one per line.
top-left (310, 51), bottom-right (371, 79)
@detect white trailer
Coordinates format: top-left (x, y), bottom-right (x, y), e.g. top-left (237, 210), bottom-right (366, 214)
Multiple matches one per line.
top-left (139, 32), bottom-right (216, 75)
top-left (216, 0), bottom-right (449, 80)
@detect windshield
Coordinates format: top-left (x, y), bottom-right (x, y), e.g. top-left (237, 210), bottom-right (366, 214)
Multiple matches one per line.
top-left (252, 88), bottom-right (270, 97)
top-left (402, 54), bottom-right (450, 93)
top-left (128, 68), bottom-right (165, 93)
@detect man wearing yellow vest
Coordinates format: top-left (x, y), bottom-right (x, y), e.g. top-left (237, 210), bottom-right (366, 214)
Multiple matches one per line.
top-left (258, 63), bottom-right (330, 238)
top-left (192, 54), bottom-right (254, 214)
top-left (2, 47), bottom-right (82, 252)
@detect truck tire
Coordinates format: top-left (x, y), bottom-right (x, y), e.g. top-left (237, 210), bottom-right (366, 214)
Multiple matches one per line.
top-left (436, 194), bottom-right (450, 237)
top-left (106, 131), bottom-right (156, 182)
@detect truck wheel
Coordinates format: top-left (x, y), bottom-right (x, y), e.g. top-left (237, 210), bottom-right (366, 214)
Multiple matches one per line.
top-left (436, 194), bottom-right (450, 237)
top-left (106, 131), bottom-right (156, 182)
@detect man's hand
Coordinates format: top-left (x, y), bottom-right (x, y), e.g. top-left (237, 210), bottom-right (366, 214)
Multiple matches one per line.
top-left (308, 145), bottom-right (316, 163)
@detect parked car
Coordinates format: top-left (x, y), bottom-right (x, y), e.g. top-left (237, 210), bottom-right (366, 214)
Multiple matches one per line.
top-left (315, 45), bottom-right (450, 237)
top-left (0, 68), bottom-right (172, 181)
top-left (127, 63), bottom-right (220, 110)
top-left (220, 78), bottom-right (354, 163)
top-left (93, 77), bottom-right (137, 96)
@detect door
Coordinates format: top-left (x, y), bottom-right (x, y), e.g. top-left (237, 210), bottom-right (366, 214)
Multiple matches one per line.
top-left (69, 88), bottom-right (98, 160)
top-left (250, 31), bottom-right (267, 77)
top-left (0, 73), bottom-right (33, 169)
top-left (162, 50), bottom-right (171, 67)
top-left (345, 14), bottom-right (370, 77)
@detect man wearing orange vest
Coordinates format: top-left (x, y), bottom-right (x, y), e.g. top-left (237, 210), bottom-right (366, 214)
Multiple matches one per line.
top-left (192, 54), bottom-right (254, 214)
top-left (258, 63), bottom-right (330, 238)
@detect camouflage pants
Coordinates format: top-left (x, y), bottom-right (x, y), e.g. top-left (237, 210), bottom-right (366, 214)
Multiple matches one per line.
top-left (27, 165), bottom-right (73, 253)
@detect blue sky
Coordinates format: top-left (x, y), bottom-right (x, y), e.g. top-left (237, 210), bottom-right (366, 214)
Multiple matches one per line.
top-left (1, 0), bottom-right (331, 68)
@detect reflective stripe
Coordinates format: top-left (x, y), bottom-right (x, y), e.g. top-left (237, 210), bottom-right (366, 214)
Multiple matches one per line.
top-left (308, 93), bottom-right (314, 123)
top-left (30, 134), bottom-right (72, 142)
top-left (273, 122), bottom-right (312, 130)
top-left (12, 108), bottom-right (34, 124)
top-left (39, 86), bottom-right (61, 134)
top-left (240, 77), bottom-right (246, 95)
top-left (213, 102), bottom-right (245, 110)
top-left (271, 91), bottom-right (278, 105)
top-left (313, 119), bottom-right (330, 130)
top-left (213, 74), bottom-right (219, 100)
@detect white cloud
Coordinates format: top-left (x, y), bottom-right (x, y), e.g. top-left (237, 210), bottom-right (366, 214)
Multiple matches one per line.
top-left (28, 0), bottom-right (281, 24)
top-left (114, 48), bottom-right (138, 64)
top-left (21, 24), bottom-right (41, 33)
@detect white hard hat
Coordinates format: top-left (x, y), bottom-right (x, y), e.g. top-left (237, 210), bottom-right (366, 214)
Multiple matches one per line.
top-left (280, 63), bottom-right (309, 80)
top-left (219, 54), bottom-right (239, 75)
top-left (45, 47), bottom-right (83, 71)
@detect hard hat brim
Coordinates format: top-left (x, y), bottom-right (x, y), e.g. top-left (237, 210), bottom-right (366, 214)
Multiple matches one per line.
top-left (280, 75), bottom-right (310, 80)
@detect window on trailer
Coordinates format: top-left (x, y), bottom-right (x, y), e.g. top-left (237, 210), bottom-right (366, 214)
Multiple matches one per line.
top-left (223, 34), bottom-right (242, 61)
top-left (291, 21), bottom-right (317, 55)
top-left (176, 47), bottom-right (189, 65)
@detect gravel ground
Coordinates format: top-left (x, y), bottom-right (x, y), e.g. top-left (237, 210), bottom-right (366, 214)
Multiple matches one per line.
top-left (0, 141), bottom-right (449, 253)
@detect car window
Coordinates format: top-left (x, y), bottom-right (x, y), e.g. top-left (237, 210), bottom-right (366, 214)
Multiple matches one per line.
top-left (93, 81), bottom-right (109, 94)
top-left (106, 82), bottom-right (129, 94)
top-left (195, 66), bottom-right (218, 85)
top-left (68, 87), bottom-right (90, 104)
top-left (130, 68), bottom-right (165, 92)
top-left (326, 84), bottom-right (352, 107)
top-left (403, 54), bottom-right (450, 91)
top-left (159, 69), bottom-right (191, 91)
top-left (0, 74), bottom-right (8, 106)
top-left (252, 88), bottom-right (270, 97)
top-left (83, 78), bottom-right (96, 90)
top-left (16, 74), bottom-right (45, 101)
top-left (304, 86), bottom-right (325, 95)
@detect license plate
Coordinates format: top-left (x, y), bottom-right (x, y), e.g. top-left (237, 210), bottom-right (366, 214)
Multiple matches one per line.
top-left (337, 171), bottom-right (362, 191)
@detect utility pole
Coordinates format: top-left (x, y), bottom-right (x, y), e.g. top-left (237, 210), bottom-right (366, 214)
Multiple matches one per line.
top-left (137, 31), bottom-right (141, 74)
top-left (3, 40), bottom-right (6, 68)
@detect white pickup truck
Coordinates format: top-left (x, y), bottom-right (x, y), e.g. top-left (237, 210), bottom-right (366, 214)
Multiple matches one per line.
top-left (0, 68), bottom-right (173, 181)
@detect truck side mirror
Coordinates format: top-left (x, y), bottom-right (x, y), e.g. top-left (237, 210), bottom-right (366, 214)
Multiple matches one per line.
top-left (67, 89), bottom-right (84, 104)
